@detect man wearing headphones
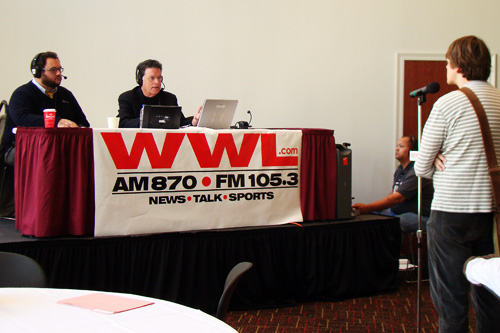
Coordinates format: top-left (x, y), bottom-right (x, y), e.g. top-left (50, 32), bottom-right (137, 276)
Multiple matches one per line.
top-left (352, 135), bottom-right (433, 233)
top-left (2, 51), bottom-right (90, 162)
top-left (117, 59), bottom-right (200, 128)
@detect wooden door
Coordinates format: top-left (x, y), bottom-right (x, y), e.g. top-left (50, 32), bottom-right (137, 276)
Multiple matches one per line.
top-left (403, 60), bottom-right (457, 137)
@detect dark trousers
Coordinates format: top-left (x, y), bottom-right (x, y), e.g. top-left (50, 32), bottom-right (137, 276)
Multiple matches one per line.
top-left (427, 210), bottom-right (500, 332)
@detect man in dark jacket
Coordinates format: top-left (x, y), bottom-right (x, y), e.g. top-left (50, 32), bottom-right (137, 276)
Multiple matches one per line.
top-left (117, 59), bottom-right (200, 128)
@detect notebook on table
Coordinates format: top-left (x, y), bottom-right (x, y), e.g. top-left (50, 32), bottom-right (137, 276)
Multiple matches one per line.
top-left (197, 99), bottom-right (238, 129)
top-left (140, 105), bottom-right (182, 129)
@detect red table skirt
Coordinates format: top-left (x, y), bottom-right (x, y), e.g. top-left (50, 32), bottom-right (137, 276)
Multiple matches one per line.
top-left (300, 128), bottom-right (337, 220)
top-left (15, 128), bottom-right (336, 237)
top-left (15, 128), bottom-right (95, 237)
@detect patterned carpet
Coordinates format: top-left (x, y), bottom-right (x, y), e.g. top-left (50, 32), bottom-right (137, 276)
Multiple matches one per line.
top-left (224, 273), bottom-right (476, 332)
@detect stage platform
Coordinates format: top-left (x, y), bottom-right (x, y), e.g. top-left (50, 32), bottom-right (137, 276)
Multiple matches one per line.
top-left (0, 214), bottom-right (401, 314)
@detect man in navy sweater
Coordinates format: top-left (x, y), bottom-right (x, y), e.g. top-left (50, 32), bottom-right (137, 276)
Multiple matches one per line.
top-left (0, 51), bottom-right (90, 217)
top-left (2, 51), bottom-right (90, 158)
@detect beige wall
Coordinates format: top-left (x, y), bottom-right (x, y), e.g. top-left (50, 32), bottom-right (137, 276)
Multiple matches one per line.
top-left (1, 0), bottom-right (499, 204)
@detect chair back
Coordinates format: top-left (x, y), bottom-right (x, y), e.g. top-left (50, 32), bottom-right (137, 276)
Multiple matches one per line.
top-left (216, 261), bottom-right (253, 321)
top-left (0, 100), bottom-right (8, 151)
top-left (0, 252), bottom-right (47, 287)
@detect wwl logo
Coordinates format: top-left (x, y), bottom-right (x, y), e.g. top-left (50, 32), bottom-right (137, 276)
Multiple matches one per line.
top-left (101, 132), bottom-right (299, 169)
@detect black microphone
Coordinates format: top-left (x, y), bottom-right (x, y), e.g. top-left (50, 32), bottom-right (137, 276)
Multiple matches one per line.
top-left (231, 110), bottom-right (253, 129)
top-left (62, 75), bottom-right (68, 79)
top-left (409, 81), bottom-right (440, 98)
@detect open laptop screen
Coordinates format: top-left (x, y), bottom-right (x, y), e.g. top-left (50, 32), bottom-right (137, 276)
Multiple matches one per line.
top-left (197, 99), bottom-right (238, 129)
top-left (140, 105), bottom-right (182, 129)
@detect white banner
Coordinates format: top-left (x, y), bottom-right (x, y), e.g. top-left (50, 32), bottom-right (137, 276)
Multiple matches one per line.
top-left (93, 128), bottom-right (303, 236)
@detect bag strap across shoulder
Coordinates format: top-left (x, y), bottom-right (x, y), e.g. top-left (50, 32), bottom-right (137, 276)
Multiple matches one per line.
top-left (461, 87), bottom-right (500, 248)
top-left (461, 87), bottom-right (498, 169)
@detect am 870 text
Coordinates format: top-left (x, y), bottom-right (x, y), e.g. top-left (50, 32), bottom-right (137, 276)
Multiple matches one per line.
top-left (112, 172), bottom-right (299, 192)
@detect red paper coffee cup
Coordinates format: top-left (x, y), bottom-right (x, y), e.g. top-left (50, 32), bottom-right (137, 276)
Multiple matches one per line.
top-left (43, 109), bottom-right (56, 128)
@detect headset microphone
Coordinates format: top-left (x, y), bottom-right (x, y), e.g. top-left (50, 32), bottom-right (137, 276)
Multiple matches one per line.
top-left (62, 75), bottom-right (68, 79)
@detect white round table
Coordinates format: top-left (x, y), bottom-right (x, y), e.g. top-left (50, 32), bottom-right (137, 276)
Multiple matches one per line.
top-left (0, 288), bottom-right (236, 332)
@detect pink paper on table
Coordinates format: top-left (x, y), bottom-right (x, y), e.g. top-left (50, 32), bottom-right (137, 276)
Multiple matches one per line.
top-left (57, 293), bottom-right (154, 314)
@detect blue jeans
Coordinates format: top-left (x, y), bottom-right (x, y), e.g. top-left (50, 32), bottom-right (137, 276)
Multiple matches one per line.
top-left (427, 210), bottom-right (500, 332)
top-left (379, 209), bottom-right (428, 234)
top-left (398, 212), bottom-right (428, 233)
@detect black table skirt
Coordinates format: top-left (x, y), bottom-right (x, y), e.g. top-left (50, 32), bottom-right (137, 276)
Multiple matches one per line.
top-left (0, 214), bottom-right (400, 314)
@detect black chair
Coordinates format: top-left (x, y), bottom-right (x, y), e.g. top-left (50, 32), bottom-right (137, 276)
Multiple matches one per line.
top-left (0, 100), bottom-right (15, 218)
top-left (0, 252), bottom-right (47, 287)
top-left (216, 262), bottom-right (253, 321)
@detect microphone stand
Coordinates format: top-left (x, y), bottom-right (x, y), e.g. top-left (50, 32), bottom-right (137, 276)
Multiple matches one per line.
top-left (415, 93), bottom-right (426, 333)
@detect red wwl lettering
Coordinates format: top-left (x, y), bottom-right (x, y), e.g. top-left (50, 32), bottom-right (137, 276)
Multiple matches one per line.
top-left (101, 132), bottom-right (185, 169)
top-left (101, 132), bottom-right (298, 169)
top-left (260, 134), bottom-right (298, 166)
top-left (187, 133), bottom-right (260, 167)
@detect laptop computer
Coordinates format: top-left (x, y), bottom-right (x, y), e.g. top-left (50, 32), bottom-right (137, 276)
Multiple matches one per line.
top-left (140, 105), bottom-right (182, 129)
top-left (197, 99), bottom-right (238, 129)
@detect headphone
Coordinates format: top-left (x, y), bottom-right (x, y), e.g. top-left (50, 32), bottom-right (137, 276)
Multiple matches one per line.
top-left (135, 63), bottom-right (144, 86)
top-left (31, 53), bottom-right (42, 78)
top-left (135, 59), bottom-right (163, 87)
top-left (234, 121), bottom-right (250, 129)
top-left (407, 135), bottom-right (418, 157)
top-left (231, 111), bottom-right (253, 129)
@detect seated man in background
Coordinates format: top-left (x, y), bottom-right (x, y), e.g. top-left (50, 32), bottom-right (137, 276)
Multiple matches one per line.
top-left (352, 136), bottom-right (433, 233)
top-left (117, 59), bottom-right (200, 128)
top-left (2, 51), bottom-right (90, 163)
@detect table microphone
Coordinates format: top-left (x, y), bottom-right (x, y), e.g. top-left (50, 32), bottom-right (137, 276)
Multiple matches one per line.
top-left (231, 110), bottom-right (253, 129)
top-left (247, 110), bottom-right (252, 126)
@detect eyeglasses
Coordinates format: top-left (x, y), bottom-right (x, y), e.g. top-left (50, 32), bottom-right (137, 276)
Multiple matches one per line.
top-left (144, 76), bottom-right (163, 82)
top-left (43, 67), bottom-right (64, 74)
